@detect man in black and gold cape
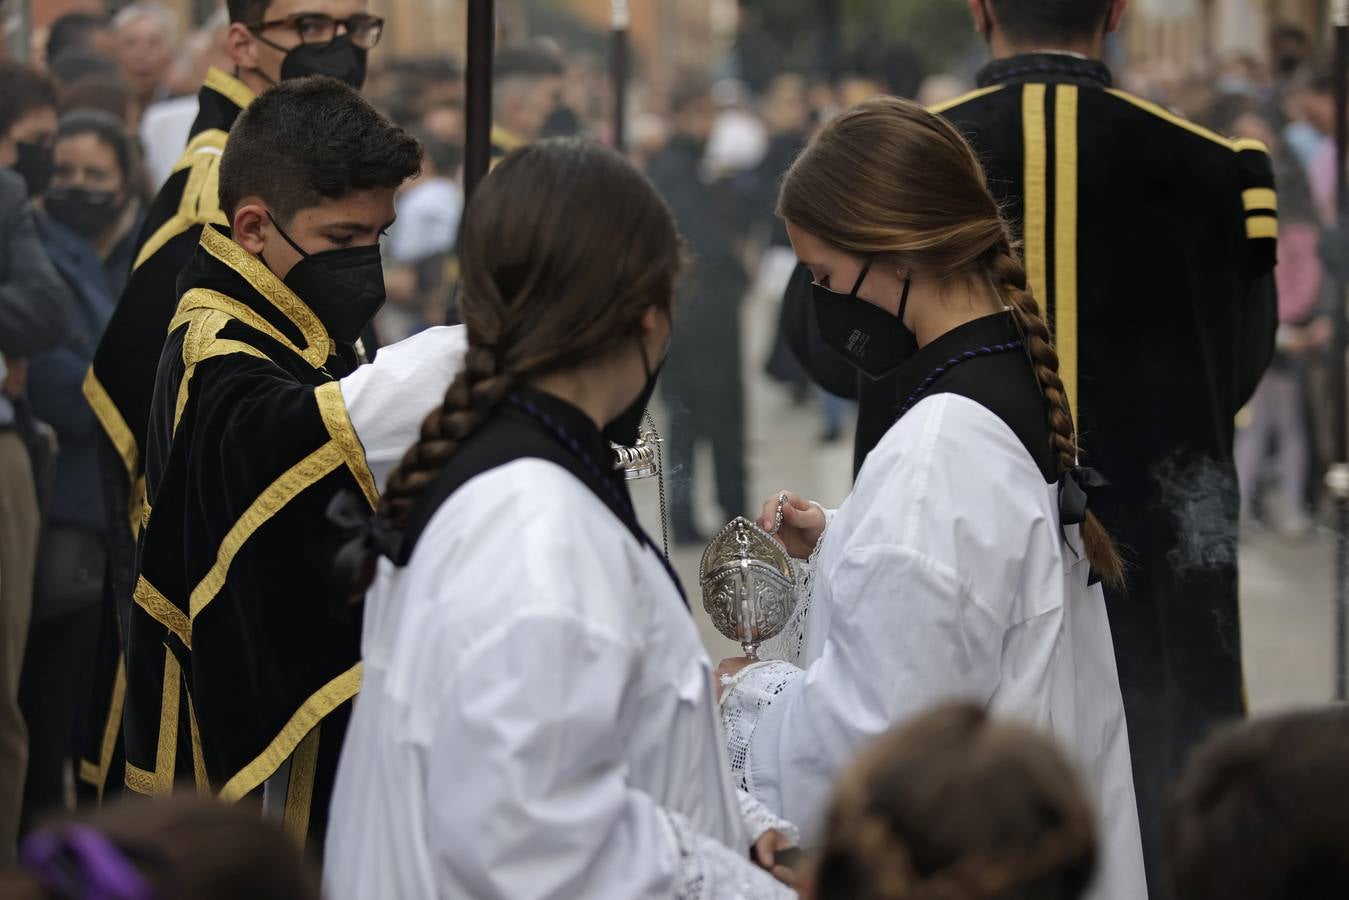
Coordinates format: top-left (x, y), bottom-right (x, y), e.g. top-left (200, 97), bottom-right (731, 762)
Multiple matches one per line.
top-left (79, 0), bottom-right (383, 802)
top-left (779, 3), bottom-right (1277, 895)
top-left (122, 78), bottom-right (422, 851)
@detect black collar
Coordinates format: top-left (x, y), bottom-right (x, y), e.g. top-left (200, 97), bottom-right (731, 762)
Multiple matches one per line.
top-left (976, 53), bottom-right (1113, 89)
top-left (892, 312), bottom-right (1023, 409)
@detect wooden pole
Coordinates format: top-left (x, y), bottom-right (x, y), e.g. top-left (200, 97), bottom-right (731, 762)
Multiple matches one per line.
top-left (463, 0), bottom-right (495, 204)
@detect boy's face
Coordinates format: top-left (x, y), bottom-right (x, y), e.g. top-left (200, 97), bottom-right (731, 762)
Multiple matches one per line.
top-left (239, 187), bottom-right (396, 281)
top-left (228, 0), bottom-right (372, 87)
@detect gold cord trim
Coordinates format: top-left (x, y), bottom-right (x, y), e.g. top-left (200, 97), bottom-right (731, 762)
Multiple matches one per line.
top-left (134, 576), bottom-right (191, 648)
top-left (176, 288), bottom-right (309, 362)
top-left (1246, 215), bottom-right (1278, 240)
top-left (283, 726), bottom-right (320, 847)
top-left (218, 663), bottom-right (362, 804)
top-left (927, 84), bottom-right (1004, 115)
top-left (1105, 89), bottom-right (1245, 151)
top-left (77, 655), bottom-right (127, 802)
top-left (198, 226), bottom-right (332, 365)
top-left (172, 128), bottom-right (230, 175)
top-left (314, 382), bottom-right (378, 507)
top-left (127, 647), bottom-right (181, 795)
top-left (202, 67), bottom-right (256, 117)
top-left (1232, 137), bottom-right (1271, 155)
top-left (187, 692), bottom-right (210, 794)
top-left (82, 369), bottom-right (137, 483)
top-left (1242, 188), bottom-right (1277, 212)
top-left (188, 443), bottom-right (345, 622)
top-left (1021, 84), bottom-right (1049, 311)
top-left (1054, 85), bottom-right (1081, 428)
top-left (134, 141), bottom-right (228, 270)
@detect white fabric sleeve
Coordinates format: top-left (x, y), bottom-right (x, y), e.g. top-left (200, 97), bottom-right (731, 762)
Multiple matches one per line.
top-left (729, 544), bottom-right (1006, 842)
top-left (338, 325), bottom-right (467, 493)
top-left (425, 611), bottom-right (792, 900)
top-left (736, 789), bottom-right (800, 847)
top-left (759, 504), bottom-right (832, 665)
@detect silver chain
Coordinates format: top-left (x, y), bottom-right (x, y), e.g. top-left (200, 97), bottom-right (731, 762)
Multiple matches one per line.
top-left (645, 410), bottom-right (670, 560)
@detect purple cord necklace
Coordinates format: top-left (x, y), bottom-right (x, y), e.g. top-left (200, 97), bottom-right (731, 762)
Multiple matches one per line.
top-left (508, 394), bottom-right (689, 606)
top-left (896, 341), bottom-right (1024, 417)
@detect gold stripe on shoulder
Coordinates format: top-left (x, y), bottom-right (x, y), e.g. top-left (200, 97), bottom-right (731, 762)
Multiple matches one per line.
top-left (188, 442), bottom-right (346, 622)
top-left (203, 67), bottom-right (257, 113)
top-left (171, 128), bottom-right (228, 175)
top-left (198, 227), bottom-right (332, 366)
top-left (1105, 89), bottom-right (1235, 150)
top-left (315, 381), bottom-right (378, 507)
top-left (1233, 137), bottom-right (1270, 155)
top-left (927, 84), bottom-right (1005, 115)
top-left (1247, 215), bottom-right (1278, 240)
top-left (1243, 188), bottom-right (1277, 212)
top-left (134, 147), bottom-right (228, 270)
top-left (83, 368), bottom-right (138, 482)
top-left (218, 663), bottom-right (363, 804)
top-left (1021, 84), bottom-right (1049, 309)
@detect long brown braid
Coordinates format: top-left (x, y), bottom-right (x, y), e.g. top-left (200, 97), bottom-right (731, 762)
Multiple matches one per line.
top-left (814, 703), bottom-right (1098, 900)
top-left (778, 95), bottom-right (1122, 587)
top-left (342, 138), bottom-right (681, 596)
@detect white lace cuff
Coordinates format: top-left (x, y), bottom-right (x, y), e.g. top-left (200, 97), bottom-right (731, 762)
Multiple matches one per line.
top-left (663, 808), bottom-right (795, 899)
top-left (737, 789), bottom-right (800, 847)
top-left (720, 660), bottom-right (804, 795)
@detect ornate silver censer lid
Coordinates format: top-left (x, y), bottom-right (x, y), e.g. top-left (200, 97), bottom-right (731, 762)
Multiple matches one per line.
top-left (699, 517), bottom-right (797, 659)
top-left (611, 411), bottom-right (669, 557)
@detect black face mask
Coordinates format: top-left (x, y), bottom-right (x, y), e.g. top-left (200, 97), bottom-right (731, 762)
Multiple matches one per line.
top-left (812, 256), bottom-right (918, 381)
top-left (263, 34), bottom-right (368, 89)
top-left (603, 322), bottom-right (670, 447)
top-left (13, 142), bottom-right (54, 197)
top-left (269, 213), bottom-right (386, 345)
top-left (44, 187), bottom-right (123, 240)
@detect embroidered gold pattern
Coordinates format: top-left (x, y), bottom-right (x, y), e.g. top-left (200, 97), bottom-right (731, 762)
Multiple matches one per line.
top-left (134, 576), bottom-right (191, 648)
top-left (188, 443), bottom-right (345, 622)
top-left (314, 382), bottom-right (378, 507)
top-left (135, 138), bottom-right (229, 269)
top-left (202, 67), bottom-right (256, 118)
top-left (219, 663), bottom-right (362, 803)
top-left (82, 369), bottom-right (136, 482)
top-left (283, 726), bottom-right (321, 846)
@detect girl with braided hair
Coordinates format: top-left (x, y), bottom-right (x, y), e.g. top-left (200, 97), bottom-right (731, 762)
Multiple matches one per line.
top-left (323, 138), bottom-right (796, 900)
top-left (717, 96), bottom-right (1144, 898)
top-left (809, 702), bottom-right (1097, 900)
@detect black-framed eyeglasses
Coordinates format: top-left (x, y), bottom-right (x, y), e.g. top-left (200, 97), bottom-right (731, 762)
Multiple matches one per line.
top-left (249, 12), bottom-right (385, 50)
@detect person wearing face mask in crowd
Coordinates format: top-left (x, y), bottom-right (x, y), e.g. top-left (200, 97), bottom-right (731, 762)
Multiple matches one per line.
top-left (19, 111), bottom-right (145, 838)
top-left (324, 136), bottom-right (796, 900)
top-left (716, 98), bottom-right (1145, 899)
top-left (119, 78), bottom-right (462, 855)
top-left (0, 60), bottom-right (74, 864)
top-left (646, 78), bottom-right (749, 543)
top-left (79, 0), bottom-right (385, 804)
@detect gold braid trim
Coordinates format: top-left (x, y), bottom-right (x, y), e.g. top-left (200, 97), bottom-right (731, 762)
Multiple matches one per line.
top-left (134, 133), bottom-right (229, 269)
top-left (82, 368), bottom-right (137, 483)
top-left (202, 67), bottom-right (256, 116)
top-left (218, 663), bottom-right (362, 804)
top-left (283, 726), bottom-right (321, 847)
top-left (198, 226), bottom-right (332, 366)
top-left (188, 443), bottom-right (345, 622)
top-left (134, 576), bottom-right (191, 648)
top-left (77, 654), bottom-right (127, 802)
top-left (314, 381), bottom-right (378, 507)
top-left (126, 647), bottom-right (181, 795)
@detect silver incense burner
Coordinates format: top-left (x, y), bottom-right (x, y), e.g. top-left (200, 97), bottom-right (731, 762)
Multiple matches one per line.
top-left (699, 517), bottom-right (797, 659)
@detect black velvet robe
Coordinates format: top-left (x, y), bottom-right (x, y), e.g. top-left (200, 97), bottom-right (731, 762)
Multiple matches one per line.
top-left (78, 68), bottom-right (257, 802)
top-left (122, 225), bottom-right (370, 853)
top-left (781, 54), bottom-right (1279, 898)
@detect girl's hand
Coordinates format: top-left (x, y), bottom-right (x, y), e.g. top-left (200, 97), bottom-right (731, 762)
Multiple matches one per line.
top-left (757, 490), bottom-right (825, 560)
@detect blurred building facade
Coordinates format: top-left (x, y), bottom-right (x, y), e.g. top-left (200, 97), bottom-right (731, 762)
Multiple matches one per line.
top-left (1127, 0), bottom-right (1329, 73)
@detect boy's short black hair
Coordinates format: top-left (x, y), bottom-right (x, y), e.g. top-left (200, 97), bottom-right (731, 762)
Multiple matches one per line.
top-left (226, 0), bottom-right (268, 26)
top-left (1169, 707), bottom-right (1349, 900)
top-left (0, 61), bottom-right (58, 141)
top-left (218, 76), bottom-right (423, 224)
top-left (988, 0), bottom-right (1113, 45)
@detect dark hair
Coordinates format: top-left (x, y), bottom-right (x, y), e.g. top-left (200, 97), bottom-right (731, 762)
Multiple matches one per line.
top-left (816, 703), bottom-right (1096, 900)
top-left (988, 0), bottom-right (1113, 44)
top-left (1169, 707), bottom-right (1349, 900)
top-left (225, 0), bottom-right (268, 26)
top-left (779, 95), bottom-right (1124, 587)
top-left (218, 76), bottom-right (423, 224)
top-left (46, 12), bottom-right (109, 63)
top-left (2, 795), bottom-right (319, 900)
top-left (493, 44), bottom-right (565, 82)
top-left (0, 61), bottom-right (57, 141)
top-left (56, 109), bottom-right (139, 183)
top-left (59, 77), bottom-right (134, 124)
top-left (342, 138), bottom-right (680, 596)
top-left (47, 51), bottom-right (120, 87)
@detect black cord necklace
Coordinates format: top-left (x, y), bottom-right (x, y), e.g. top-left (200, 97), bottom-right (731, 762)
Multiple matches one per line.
top-left (896, 341), bottom-right (1025, 418)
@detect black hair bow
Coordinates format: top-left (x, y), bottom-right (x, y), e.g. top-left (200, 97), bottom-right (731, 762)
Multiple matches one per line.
top-left (326, 490), bottom-right (404, 616)
top-left (1057, 465), bottom-right (1115, 586)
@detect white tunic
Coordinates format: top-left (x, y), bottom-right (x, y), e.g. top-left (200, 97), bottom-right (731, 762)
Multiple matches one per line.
top-left (723, 393), bottom-right (1147, 899)
top-left (323, 452), bottom-right (794, 899)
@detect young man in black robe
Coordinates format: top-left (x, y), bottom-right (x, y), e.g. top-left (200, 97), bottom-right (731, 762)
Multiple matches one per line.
top-left (121, 77), bottom-right (421, 853)
top-left (78, 0), bottom-right (384, 801)
top-left (780, 3), bottom-right (1278, 895)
